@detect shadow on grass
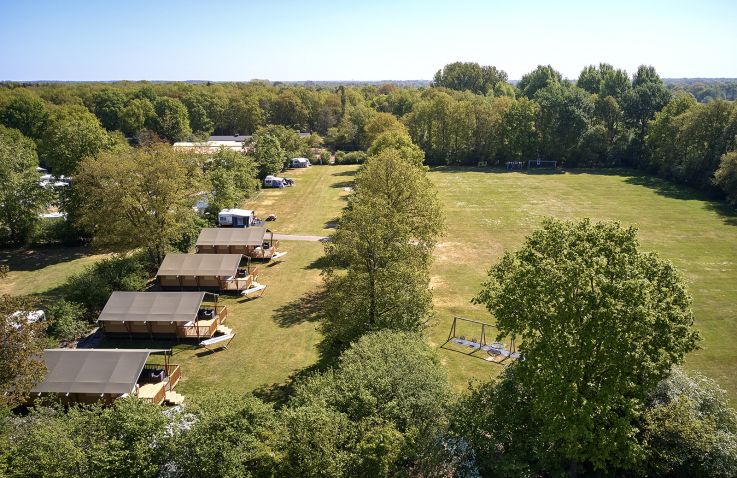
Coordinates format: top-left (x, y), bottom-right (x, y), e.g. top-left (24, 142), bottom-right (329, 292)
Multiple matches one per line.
top-left (0, 245), bottom-right (94, 272)
top-left (252, 336), bottom-right (341, 408)
top-left (272, 288), bottom-right (327, 327)
top-left (330, 180), bottom-right (355, 189)
top-left (331, 169), bottom-right (358, 177)
top-left (324, 218), bottom-right (339, 229)
top-left (623, 175), bottom-right (737, 227)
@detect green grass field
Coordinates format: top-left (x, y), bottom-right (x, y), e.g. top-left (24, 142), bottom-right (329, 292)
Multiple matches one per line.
top-left (428, 167), bottom-right (737, 400)
top-left (2, 165), bottom-right (736, 402)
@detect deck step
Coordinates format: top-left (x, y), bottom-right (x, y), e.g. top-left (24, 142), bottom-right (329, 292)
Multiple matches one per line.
top-left (165, 390), bottom-right (185, 405)
top-left (216, 325), bottom-right (233, 335)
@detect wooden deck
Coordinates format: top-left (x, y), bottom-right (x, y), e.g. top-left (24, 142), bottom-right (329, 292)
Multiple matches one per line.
top-left (137, 382), bottom-right (166, 404)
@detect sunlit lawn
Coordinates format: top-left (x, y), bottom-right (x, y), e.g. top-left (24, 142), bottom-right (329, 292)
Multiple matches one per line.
top-left (429, 167), bottom-right (737, 403)
top-left (2, 164), bottom-right (736, 404)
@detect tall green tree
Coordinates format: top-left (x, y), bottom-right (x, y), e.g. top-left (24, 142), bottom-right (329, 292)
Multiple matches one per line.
top-left (74, 144), bottom-right (203, 264)
top-left (321, 148), bottom-right (443, 349)
top-left (38, 105), bottom-right (112, 175)
top-left (432, 61), bottom-right (510, 96)
top-left (205, 147), bottom-right (259, 220)
top-left (93, 88), bottom-right (127, 130)
top-left (0, 89), bottom-right (48, 139)
top-left (535, 84), bottom-right (593, 163)
top-left (172, 394), bottom-right (282, 478)
top-left (715, 151), bottom-right (737, 206)
top-left (517, 65), bottom-right (563, 99)
top-left (119, 98), bottom-right (155, 137)
top-left (474, 218), bottom-right (700, 474)
top-left (253, 132), bottom-right (285, 178)
top-left (0, 126), bottom-right (49, 244)
top-left (153, 97), bottom-right (191, 142)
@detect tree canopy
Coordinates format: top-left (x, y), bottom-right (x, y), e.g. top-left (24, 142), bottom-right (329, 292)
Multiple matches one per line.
top-left (474, 218), bottom-right (700, 472)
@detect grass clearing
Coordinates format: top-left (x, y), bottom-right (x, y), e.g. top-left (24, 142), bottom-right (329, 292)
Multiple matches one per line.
top-left (2, 164), bottom-right (735, 403)
top-left (428, 167), bottom-right (737, 401)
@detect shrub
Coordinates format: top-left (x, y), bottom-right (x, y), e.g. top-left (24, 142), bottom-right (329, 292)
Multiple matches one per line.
top-left (63, 255), bottom-right (147, 314)
top-left (335, 151), bottom-right (366, 165)
top-left (45, 299), bottom-right (89, 341)
top-left (334, 151), bottom-right (346, 164)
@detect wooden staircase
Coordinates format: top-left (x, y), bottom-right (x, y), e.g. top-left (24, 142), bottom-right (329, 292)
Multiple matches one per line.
top-left (216, 325), bottom-right (233, 336)
top-left (165, 390), bottom-right (185, 405)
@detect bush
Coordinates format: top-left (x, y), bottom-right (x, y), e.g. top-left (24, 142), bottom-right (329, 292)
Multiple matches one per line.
top-left (63, 255), bottom-right (147, 314)
top-left (334, 151), bottom-right (366, 165)
top-left (334, 151), bottom-right (346, 164)
top-left (45, 299), bottom-right (89, 341)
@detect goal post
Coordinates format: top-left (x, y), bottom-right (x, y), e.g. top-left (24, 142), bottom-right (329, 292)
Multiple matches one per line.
top-left (527, 159), bottom-right (558, 169)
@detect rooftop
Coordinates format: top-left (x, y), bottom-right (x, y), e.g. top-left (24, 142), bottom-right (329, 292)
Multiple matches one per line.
top-left (98, 291), bottom-right (206, 323)
top-left (196, 227), bottom-right (267, 247)
top-left (32, 349), bottom-right (165, 395)
top-left (156, 253), bottom-right (242, 277)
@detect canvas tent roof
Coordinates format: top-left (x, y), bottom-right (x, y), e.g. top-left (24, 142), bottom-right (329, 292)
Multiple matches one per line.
top-left (98, 291), bottom-right (206, 323)
top-left (196, 228), bottom-right (267, 247)
top-left (32, 349), bottom-right (164, 395)
top-left (156, 254), bottom-right (242, 277)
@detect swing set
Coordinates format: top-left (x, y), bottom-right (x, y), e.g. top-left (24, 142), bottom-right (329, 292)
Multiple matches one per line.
top-left (442, 316), bottom-right (520, 363)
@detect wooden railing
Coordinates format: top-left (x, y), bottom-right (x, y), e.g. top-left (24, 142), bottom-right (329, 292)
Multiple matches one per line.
top-left (176, 321), bottom-right (218, 338)
top-left (221, 276), bottom-right (253, 291)
top-left (141, 363), bottom-right (181, 390)
top-left (215, 305), bottom-right (228, 323)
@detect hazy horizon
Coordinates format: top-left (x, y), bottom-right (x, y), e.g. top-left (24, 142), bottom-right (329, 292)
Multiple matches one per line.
top-left (2, 0), bottom-right (736, 81)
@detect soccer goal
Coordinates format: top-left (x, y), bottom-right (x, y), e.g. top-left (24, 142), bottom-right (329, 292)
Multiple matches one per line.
top-left (527, 159), bottom-right (558, 169)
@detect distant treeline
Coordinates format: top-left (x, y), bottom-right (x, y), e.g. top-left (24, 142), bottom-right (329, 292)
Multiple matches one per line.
top-left (664, 78), bottom-right (737, 102)
top-left (1, 62), bottom-right (736, 205)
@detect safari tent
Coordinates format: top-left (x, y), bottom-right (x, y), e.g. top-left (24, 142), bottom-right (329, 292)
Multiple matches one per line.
top-left (195, 227), bottom-right (283, 260)
top-left (31, 349), bottom-right (182, 406)
top-left (97, 291), bottom-right (228, 340)
top-left (156, 253), bottom-right (256, 292)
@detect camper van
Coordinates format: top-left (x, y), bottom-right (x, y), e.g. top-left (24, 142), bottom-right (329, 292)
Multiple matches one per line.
top-left (263, 175), bottom-right (294, 188)
top-left (218, 208), bottom-right (255, 227)
top-left (289, 157), bottom-right (311, 168)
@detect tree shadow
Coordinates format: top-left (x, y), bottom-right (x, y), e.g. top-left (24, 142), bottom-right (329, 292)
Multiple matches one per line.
top-left (332, 169), bottom-right (357, 177)
top-left (272, 288), bottom-right (327, 328)
top-left (324, 218), bottom-right (339, 229)
top-left (0, 245), bottom-right (94, 273)
top-left (623, 175), bottom-right (737, 227)
top-left (623, 175), bottom-right (705, 201)
top-left (330, 180), bottom-right (355, 189)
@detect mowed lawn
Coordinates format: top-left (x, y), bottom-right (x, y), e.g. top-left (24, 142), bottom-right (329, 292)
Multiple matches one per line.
top-left (428, 167), bottom-right (737, 401)
top-left (2, 164), bottom-right (736, 402)
top-left (168, 165), bottom-right (354, 396)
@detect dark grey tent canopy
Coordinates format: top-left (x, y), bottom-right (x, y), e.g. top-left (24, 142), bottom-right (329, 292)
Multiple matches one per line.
top-left (156, 254), bottom-right (242, 277)
top-left (32, 349), bottom-right (165, 395)
top-left (196, 228), bottom-right (267, 247)
top-left (98, 291), bottom-right (206, 323)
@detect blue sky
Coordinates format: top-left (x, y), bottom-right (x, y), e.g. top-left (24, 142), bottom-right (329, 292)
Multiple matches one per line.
top-left (1, 0), bottom-right (735, 81)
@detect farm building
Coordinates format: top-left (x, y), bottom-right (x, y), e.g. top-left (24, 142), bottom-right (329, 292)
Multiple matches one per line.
top-left (97, 291), bottom-right (228, 340)
top-left (31, 349), bottom-right (182, 406)
top-left (218, 208), bottom-right (257, 228)
top-left (195, 227), bottom-right (283, 260)
top-left (289, 157), bottom-right (311, 168)
top-left (156, 253), bottom-right (257, 292)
